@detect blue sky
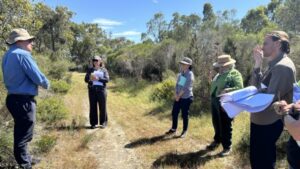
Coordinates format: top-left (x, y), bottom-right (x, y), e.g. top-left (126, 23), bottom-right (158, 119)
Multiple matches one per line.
top-left (37, 0), bottom-right (271, 43)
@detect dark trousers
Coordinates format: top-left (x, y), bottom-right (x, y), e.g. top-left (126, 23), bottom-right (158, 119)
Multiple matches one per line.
top-left (6, 94), bottom-right (36, 169)
top-left (287, 137), bottom-right (300, 169)
top-left (171, 97), bottom-right (193, 131)
top-left (250, 120), bottom-right (283, 169)
top-left (211, 97), bottom-right (233, 149)
top-left (88, 86), bottom-right (107, 126)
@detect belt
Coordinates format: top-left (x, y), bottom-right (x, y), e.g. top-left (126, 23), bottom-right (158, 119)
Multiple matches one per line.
top-left (8, 94), bottom-right (35, 100)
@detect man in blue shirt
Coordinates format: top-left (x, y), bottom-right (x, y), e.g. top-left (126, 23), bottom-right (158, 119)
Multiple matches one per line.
top-left (2, 28), bottom-right (50, 169)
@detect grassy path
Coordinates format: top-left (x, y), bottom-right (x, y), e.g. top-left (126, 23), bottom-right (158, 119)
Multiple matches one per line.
top-left (35, 73), bottom-right (289, 169)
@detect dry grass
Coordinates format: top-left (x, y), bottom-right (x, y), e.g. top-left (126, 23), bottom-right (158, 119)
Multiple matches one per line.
top-left (33, 73), bottom-right (289, 169)
top-left (107, 77), bottom-right (288, 169)
top-left (34, 73), bottom-right (97, 169)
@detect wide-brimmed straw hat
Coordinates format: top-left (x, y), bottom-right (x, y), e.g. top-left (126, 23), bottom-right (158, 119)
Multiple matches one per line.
top-left (213, 55), bottom-right (236, 67)
top-left (179, 57), bottom-right (192, 65)
top-left (6, 28), bottom-right (35, 45)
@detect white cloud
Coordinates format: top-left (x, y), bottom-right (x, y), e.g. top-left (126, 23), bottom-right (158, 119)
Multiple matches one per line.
top-left (152, 0), bottom-right (159, 4)
top-left (113, 31), bottom-right (141, 37)
top-left (92, 18), bottom-right (123, 29)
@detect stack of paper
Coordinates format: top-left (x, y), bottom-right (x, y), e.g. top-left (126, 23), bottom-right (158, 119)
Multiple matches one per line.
top-left (220, 86), bottom-right (274, 118)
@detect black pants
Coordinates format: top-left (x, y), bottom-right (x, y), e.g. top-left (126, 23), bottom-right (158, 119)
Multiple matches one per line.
top-left (250, 120), bottom-right (283, 169)
top-left (88, 86), bottom-right (107, 126)
top-left (6, 94), bottom-right (36, 169)
top-left (287, 137), bottom-right (300, 169)
top-left (171, 97), bottom-right (193, 132)
top-left (211, 96), bottom-right (233, 149)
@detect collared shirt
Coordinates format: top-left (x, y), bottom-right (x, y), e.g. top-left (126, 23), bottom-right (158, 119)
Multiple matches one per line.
top-left (2, 44), bottom-right (50, 96)
top-left (175, 70), bottom-right (194, 99)
top-left (251, 53), bottom-right (296, 125)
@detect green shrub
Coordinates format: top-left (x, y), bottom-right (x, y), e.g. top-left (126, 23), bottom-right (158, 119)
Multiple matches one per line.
top-left (151, 78), bottom-right (175, 103)
top-left (0, 128), bottom-right (14, 166)
top-left (35, 135), bottom-right (57, 154)
top-left (48, 61), bottom-right (69, 80)
top-left (51, 80), bottom-right (71, 94)
top-left (37, 97), bottom-right (68, 125)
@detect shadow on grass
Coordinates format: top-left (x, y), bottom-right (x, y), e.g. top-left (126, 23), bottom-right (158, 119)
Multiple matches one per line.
top-left (125, 134), bottom-right (180, 149)
top-left (152, 148), bottom-right (221, 169)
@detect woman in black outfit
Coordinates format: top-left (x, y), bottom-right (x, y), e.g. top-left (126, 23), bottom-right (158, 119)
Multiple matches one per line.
top-left (85, 56), bottom-right (109, 129)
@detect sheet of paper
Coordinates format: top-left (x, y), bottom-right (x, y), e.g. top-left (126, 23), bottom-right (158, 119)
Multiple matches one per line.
top-left (220, 86), bottom-right (258, 102)
top-left (221, 92), bottom-right (274, 118)
top-left (237, 93), bottom-right (274, 108)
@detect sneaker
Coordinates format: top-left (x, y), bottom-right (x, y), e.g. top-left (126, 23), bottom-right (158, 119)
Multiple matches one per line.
top-left (100, 123), bottom-right (107, 129)
top-left (90, 125), bottom-right (96, 129)
top-left (180, 131), bottom-right (187, 138)
top-left (206, 141), bottom-right (220, 150)
top-left (165, 129), bottom-right (176, 135)
top-left (220, 148), bottom-right (232, 157)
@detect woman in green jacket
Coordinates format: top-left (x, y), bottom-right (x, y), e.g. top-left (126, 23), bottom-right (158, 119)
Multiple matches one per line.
top-left (207, 55), bottom-right (243, 156)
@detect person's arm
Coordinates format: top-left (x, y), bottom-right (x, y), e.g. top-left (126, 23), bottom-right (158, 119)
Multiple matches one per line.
top-left (85, 68), bottom-right (92, 83)
top-left (251, 45), bottom-right (264, 89)
top-left (19, 54), bottom-right (50, 89)
top-left (284, 115), bottom-right (300, 140)
top-left (98, 69), bottom-right (109, 83)
top-left (177, 72), bottom-right (193, 98)
top-left (223, 71), bottom-right (244, 93)
top-left (267, 65), bottom-right (294, 102)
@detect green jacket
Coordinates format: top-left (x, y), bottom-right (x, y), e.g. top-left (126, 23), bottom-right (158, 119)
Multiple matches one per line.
top-left (210, 68), bottom-right (243, 97)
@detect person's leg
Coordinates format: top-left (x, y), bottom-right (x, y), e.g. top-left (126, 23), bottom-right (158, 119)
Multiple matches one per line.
top-left (250, 120), bottom-right (283, 169)
top-left (171, 101), bottom-right (181, 131)
top-left (181, 97), bottom-right (193, 132)
top-left (88, 88), bottom-right (98, 126)
top-left (211, 97), bottom-right (221, 144)
top-left (219, 106), bottom-right (233, 150)
top-left (6, 96), bottom-right (36, 168)
top-left (98, 88), bottom-right (108, 126)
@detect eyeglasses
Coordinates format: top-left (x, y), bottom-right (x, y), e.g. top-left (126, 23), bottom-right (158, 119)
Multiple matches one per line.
top-left (92, 59), bottom-right (99, 62)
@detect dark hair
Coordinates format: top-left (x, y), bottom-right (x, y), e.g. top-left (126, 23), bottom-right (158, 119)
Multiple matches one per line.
top-left (189, 65), bottom-right (193, 71)
top-left (92, 61), bottom-right (103, 68)
top-left (270, 36), bottom-right (290, 54)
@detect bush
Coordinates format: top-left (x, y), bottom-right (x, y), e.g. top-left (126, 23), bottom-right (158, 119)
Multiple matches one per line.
top-left (0, 129), bottom-right (14, 167)
top-left (35, 135), bottom-right (57, 154)
top-left (151, 78), bottom-right (175, 103)
top-left (37, 97), bottom-right (68, 125)
top-left (48, 61), bottom-right (69, 80)
top-left (51, 80), bottom-right (71, 94)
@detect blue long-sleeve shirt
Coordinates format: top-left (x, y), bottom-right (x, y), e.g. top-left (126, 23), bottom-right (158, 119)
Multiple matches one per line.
top-left (2, 44), bottom-right (50, 96)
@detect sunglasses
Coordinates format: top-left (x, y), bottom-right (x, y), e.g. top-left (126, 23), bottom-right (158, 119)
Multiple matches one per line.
top-left (92, 59), bottom-right (99, 62)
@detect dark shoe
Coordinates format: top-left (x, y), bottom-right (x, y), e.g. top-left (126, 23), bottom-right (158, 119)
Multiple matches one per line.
top-left (206, 141), bottom-right (220, 150)
top-left (31, 157), bottom-right (41, 166)
top-left (165, 129), bottom-right (176, 135)
top-left (90, 125), bottom-right (96, 129)
top-left (219, 148), bottom-right (232, 157)
top-left (180, 131), bottom-right (187, 138)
